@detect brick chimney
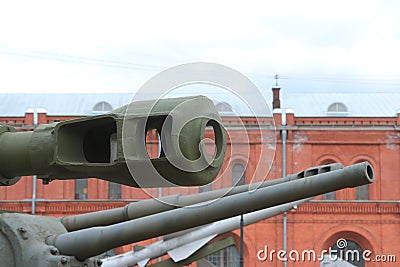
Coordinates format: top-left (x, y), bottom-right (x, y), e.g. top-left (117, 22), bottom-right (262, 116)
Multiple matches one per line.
top-left (272, 86), bottom-right (281, 109)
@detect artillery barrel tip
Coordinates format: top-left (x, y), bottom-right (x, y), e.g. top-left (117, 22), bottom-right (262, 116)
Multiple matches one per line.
top-left (363, 161), bottom-right (374, 183)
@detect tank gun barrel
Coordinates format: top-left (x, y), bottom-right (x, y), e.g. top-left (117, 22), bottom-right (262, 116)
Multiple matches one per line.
top-left (60, 163), bottom-right (343, 231)
top-left (0, 95), bottom-right (226, 187)
top-left (101, 199), bottom-right (311, 267)
top-left (48, 161), bottom-right (374, 261)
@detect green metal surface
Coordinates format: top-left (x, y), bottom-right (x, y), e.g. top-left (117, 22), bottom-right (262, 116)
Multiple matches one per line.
top-left (0, 96), bottom-right (226, 187)
top-left (49, 161), bottom-right (373, 261)
top-left (60, 163), bottom-right (343, 231)
top-left (0, 95), bottom-right (376, 267)
top-left (0, 213), bottom-right (101, 267)
top-left (0, 162), bottom-right (374, 266)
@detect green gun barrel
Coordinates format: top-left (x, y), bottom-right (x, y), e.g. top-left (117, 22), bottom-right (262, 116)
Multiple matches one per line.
top-left (49, 161), bottom-right (373, 261)
top-left (0, 95), bottom-right (226, 187)
top-left (60, 163), bottom-right (343, 231)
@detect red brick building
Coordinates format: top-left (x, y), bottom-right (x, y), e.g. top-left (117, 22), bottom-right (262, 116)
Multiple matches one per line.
top-left (0, 90), bottom-right (399, 266)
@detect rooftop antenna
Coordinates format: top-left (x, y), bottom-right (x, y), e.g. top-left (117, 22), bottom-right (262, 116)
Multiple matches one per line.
top-left (274, 74), bottom-right (279, 86)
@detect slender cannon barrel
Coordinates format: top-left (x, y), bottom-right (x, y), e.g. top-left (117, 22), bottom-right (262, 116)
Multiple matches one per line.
top-left (0, 96), bottom-right (226, 187)
top-left (101, 199), bottom-right (311, 267)
top-left (48, 161), bottom-right (374, 261)
top-left (61, 163), bottom-right (343, 231)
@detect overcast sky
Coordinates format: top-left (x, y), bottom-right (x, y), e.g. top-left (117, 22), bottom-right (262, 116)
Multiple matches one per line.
top-left (0, 0), bottom-right (399, 94)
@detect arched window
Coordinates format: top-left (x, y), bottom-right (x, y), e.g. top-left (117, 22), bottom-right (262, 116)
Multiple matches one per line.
top-left (329, 239), bottom-right (365, 267)
top-left (327, 102), bottom-right (348, 112)
top-left (215, 102), bottom-right (233, 112)
top-left (199, 183), bottom-right (212, 193)
top-left (98, 249), bottom-right (116, 259)
top-left (327, 102), bottom-right (348, 116)
top-left (108, 181), bottom-right (121, 199)
top-left (322, 191), bottom-right (336, 200)
top-left (232, 164), bottom-right (245, 186)
top-left (320, 159), bottom-right (337, 200)
top-left (354, 160), bottom-right (371, 200)
top-left (75, 179), bottom-right (88, 200)
top-left (92, 101), bottom-right (113, 114)
top-left (215, 102), bottom-right (234, 116)
top-left (205, 246), bottom-right (240, 267)
top-left (356, 184), bottom-right (369, 200)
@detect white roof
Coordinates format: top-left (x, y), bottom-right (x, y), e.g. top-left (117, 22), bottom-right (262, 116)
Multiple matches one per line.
top-left (0, 93), bottom-right (132, 116)
top-left (282, 92), bottom-right (400, 117)
top-left (0, 92), bottom-right (399, 117)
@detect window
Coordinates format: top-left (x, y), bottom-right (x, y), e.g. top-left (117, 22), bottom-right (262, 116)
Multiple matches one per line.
top-left (98, 249), bottom-right (116, 259)
top-left (92, 101), bottom-right (113, 114)
top-left (232, 164), bottom-right (245, 186)
top-left (205, 246), bottom-right (240, 267)
top-left (328, 102), bottom-right (348, 112)
top-left (354, 160), bottom-right (371, 200)
top-left (199, 183), bottom-right (212, 193)
top-left (356, 184), bottom-right (369, 200)
top-left (215, 102), bottom-right (234, 115)
top-left (329, 239), bottom-right (365, 267)
top-left (327, 102), bottom-right (348, 116)
top-left (215, 102), bottom-right (233, 112)
top-left (108, 181), bottom-right (121, 199)
top-left (320, 159), bottom-right (337, 200)
top-left (322, 191), bottom-right (336, 200)
top-left (75, 179), bottom-right (88, 200)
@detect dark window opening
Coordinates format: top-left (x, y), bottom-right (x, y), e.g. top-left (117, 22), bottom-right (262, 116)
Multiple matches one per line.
top-left (356, 184), bottom-right (369, 200)
top-left (330, 239), bottom-right (364, 267)
top-left (75, 179), bottom-right (88, 200)
top-left (205, 246), bottom-right (240, 267)
top-left (232, 164), bottom-right (245, 186)
top-left (108, 182), bottom-right (121, 200)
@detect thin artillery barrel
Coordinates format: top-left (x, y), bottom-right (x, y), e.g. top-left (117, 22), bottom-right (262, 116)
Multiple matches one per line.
top-left (61, 163), bottom-right (343, 231)
top-left (48, 161), bottom-right (374, 261)
top-left (0, 96), bottom-right (226, 187)
top-left (101, 199), bottom-right (310, 267)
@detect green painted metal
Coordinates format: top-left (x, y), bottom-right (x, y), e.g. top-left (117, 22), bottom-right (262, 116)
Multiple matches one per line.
top-left (0, 95), bottom-right (377, 267)
top-left (0, 96), bottom-right (226, 187)
top-left (61, 163), bottom-right (343, 231)
top-left (49, 161), bottom-right (373, 261)
top-left (0, 162), bottom-right (374, 266)
top-left (0, 213), bottom-right (101, 267)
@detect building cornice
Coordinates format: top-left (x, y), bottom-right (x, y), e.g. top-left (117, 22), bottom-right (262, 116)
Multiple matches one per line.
top-left (1, 200), bottom-right (399, 216)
